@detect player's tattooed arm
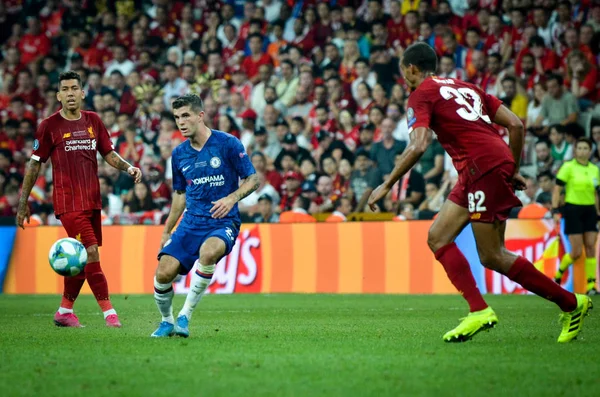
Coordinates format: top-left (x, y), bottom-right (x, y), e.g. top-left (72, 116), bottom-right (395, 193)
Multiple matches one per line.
top-left (232, 173), bottom-right (260, 203)
top-left (16, 159), bottom-right (41, 229)
top-left (210, 173), bottom-right (260, 219)
top-left (103, 150), bottom-right (142, 183)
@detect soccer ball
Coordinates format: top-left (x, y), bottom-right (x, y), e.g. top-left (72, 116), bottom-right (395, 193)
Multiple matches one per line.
top-left (48, 238), bottom-right (88, 276)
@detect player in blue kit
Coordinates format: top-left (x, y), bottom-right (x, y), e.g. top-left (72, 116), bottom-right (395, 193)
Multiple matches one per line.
top-left (151, 94), bottom-right (259, 338)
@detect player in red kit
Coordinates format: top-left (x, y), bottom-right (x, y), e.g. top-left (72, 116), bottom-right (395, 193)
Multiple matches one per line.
top-left (368, 43), bottom-right (592, 343)
top-left (16, 71), bottom-right (142, 328)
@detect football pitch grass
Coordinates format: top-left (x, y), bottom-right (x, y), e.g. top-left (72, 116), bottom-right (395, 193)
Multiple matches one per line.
top-left (1, 294), bottom-right (599, 397)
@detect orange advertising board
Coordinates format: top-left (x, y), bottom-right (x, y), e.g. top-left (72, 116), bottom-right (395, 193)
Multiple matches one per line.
top-left (3, 221), bottom-right (589, 295)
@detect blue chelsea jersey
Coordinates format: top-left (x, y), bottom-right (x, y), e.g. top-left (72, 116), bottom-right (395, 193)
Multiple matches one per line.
top-left (171, 130), bottom-right (256, 223)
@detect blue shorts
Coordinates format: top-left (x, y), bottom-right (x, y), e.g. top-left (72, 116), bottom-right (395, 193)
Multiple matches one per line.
top-left (158, 216), bottom-right (240, 275)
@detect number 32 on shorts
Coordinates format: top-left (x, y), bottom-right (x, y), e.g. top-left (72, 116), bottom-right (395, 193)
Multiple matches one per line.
top-left (468, 191), bottom-right (487, 213)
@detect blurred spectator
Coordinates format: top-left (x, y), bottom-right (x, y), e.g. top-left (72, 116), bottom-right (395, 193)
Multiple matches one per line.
top-left (252, 193), bottom-right (280, 223)
top-left (239, 171), bottom-right (280, 217)
top-left (534, 74), bottom-right (579, 130)
top-left (370, 118), bottom-right (406, 176)
top-left (549, 125), bottom-right (573, 162)
top-left (325, 197), bottom-right (353, 222)
top-left (500, 76), bottom-right (528, 122)
top-left (124, 182), bottom-right (156, 213)
top-left (99, 176), bottom-right (124, 217)
top-left (279, 195), bottom-right (317, 223)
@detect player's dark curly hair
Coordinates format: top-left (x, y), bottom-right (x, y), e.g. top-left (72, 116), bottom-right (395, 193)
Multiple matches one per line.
top-left (58, 71), bottom-right (82, 88)
top-left (401, 42), bottom-right (438, 74)
top-left (172, 94), bottom-right (204, 112)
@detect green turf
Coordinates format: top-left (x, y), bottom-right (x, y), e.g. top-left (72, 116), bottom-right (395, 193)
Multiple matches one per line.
top-left (0, 294), bottom-right (598, 397)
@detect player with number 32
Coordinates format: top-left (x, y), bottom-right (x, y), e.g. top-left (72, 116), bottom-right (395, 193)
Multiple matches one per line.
top-left (368, 43), bottom-right (592, 343)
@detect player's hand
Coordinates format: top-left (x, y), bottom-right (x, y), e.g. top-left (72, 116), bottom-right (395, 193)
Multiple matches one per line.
top-left (160, 232), bottom-right (171, 249)
top-left (368, 184), bottom-right (390, 212)
top-left (553, 213), bottom-right (561, 229)
top-left (210, 196), bottom-right (236, 219)
top-left (16, 203), bottom-right (30, 230)
top-left (127, 166), bottom-right (142, 183)
top-left (512, 173), bottom-right (527, 190)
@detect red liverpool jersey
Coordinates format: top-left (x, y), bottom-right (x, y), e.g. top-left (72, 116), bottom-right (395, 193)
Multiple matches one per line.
top-left (31, 110), bottom-right (114, 216)
top-left (407, 76), bottom-right (513, 181)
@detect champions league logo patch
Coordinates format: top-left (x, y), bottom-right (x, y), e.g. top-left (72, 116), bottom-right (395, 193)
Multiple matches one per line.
top-left (33, 139), bottom-right (39, 151)
top-left (210, 157), bottom-right (221, 169)
top-left (407, 107), bottom-right (416, 128)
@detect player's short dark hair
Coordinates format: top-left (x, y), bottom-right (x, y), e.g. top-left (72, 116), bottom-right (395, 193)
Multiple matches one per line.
top-left (401, 42), bottom-right (438, 74)
top-left (466, 27), bottom-right (481, 36)
top-left (576, 136), bottom-right (593, 149)
top-left (172, 94), bottom-right (204, 112)
top-left (58, 71), bottom-right (82, 88)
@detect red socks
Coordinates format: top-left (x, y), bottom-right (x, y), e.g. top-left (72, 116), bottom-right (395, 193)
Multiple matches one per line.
top-left (85, 261), bottom-right (114, 311)
top-left (62, 273), bottom-right (86, 308)
top-left (435, 243), bottom-right (489, 312)
top-left (507, 256), bottom-right (577, 312)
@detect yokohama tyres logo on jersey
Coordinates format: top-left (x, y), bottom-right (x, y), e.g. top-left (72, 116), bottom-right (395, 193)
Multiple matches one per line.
top-left (187, 174), bottom-right (225, 187)
top-left (64, 139), bottom-right (96, 152)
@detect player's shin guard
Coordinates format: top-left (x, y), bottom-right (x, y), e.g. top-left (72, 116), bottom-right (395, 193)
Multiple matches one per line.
top-left (179, 262), bottom-right (215, 320)
top-left (154, 277), bottom-right (174, 323)
top-left (60, 273), bottom-right (86, 312)
top-left (585, 257), bottom-right (597, 291)
top-left (85, 262), bottom-right (114, 313)
top-left (435, 243), bottom-right (488, 312)
top-left (507, 256), bottom-right (577, 312)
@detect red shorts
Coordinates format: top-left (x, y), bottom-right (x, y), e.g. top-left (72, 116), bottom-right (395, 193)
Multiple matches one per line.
top-left (59, 210), bottom-right (103, 248)
top-left (447, 162), bottom-right (522, 223)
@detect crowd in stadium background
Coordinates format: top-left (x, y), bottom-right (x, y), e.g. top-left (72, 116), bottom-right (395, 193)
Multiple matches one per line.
top-left (0, 0), bottom-right (599, 225)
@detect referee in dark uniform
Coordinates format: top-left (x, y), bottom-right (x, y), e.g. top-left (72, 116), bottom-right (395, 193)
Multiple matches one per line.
top-left (553, 137), bottom-right (599, 295)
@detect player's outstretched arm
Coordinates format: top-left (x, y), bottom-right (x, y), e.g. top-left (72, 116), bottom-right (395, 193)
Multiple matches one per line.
top-left (210, 173), bottom-right (260, 219)
top-left (493, 105), bottom-right (526, 190)
top-left (103, 150), bottom-right (142, 183)
top-left (16, 159), bottom-right (41, 229)
top-left (368, 127), bottom-right (432, 211)
top-left (161, 190), bottom-right (186, 248)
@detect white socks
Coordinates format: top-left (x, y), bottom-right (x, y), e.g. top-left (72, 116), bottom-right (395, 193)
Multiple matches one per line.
top-left (178, 262), bottom-right (215, 320)
top-left (58, 307), bottom-right (73, 315)
top-left (103, 309), bottom-right (117, 319)
top-left (154, 277), bottom-right (174, 324)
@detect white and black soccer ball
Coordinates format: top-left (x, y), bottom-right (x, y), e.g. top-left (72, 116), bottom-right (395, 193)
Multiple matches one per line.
top-left (48, 238), bottom-right (88, 276)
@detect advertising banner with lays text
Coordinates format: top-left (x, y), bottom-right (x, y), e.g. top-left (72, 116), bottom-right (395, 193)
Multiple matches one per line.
top-left (2, 220), bottom-right (590, 295)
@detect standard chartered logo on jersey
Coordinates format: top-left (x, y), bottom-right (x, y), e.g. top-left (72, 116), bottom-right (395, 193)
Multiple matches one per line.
top-left (65, 138), bottom-right (96, 152)
top-left (188, 174), bottom-right (225, 187)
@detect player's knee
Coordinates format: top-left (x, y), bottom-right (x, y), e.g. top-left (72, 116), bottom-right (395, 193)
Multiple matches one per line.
top-left (155, 268), bottom-right (174, 284)
top-left (86, 245), bottom-right (99, 262)
top-left (478, 251), bottom-right (503, 271)
top-left (570, 247), bottom-right (583, 261)
top-left (199, 249), bottom-right (221, 266)
top-left (427, 229), bottom-right (446, 253)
